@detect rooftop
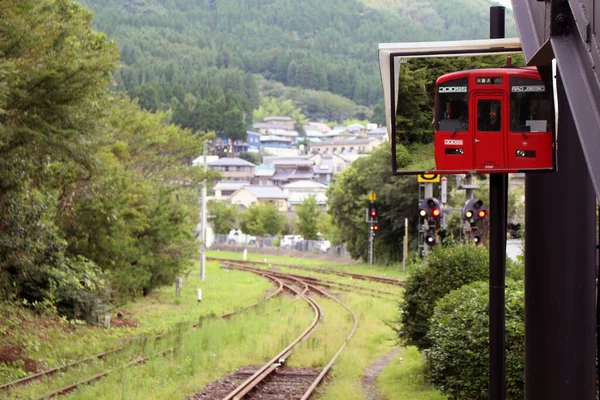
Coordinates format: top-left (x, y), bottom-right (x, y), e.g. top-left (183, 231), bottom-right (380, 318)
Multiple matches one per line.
top-left (208, 157), bottom-right (256, 167)
top-left (282, 180), bottom-right (328, 189)
top-left (264, 116), bottom-right (293, 122)
top-left (241, 185), bottom-right (287, 199)
top-left (214, 181), bottom-right (249, 191)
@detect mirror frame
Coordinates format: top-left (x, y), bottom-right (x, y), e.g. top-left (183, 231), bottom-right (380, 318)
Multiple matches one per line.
top-left (378, 38), bottom-right (556, 175)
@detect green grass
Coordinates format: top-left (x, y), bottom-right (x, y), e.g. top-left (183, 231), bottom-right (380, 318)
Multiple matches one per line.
top-left (377, 346), bottom-right (448, 400)
top-left (5, 297), bottom-right (314, 399)
top-left (0, 256), bottom-right (446, 399)
top-left (207, 249), bottom-right (408, 280)
top-left (0, 259), bottom-right (273, 385)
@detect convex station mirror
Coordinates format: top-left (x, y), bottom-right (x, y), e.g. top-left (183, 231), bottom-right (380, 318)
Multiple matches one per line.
top-left (378, 38), bottom-right (557, 175)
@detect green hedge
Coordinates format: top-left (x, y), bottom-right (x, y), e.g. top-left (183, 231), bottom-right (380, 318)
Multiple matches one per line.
top-left (426, 280), bottom-right (525, 399)
top-left (396, 245), bottom-right (489, 350)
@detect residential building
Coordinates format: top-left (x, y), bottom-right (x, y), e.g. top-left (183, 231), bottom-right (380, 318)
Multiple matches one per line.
top-left (282, 180), bottom-right (328, 211)
top-left (214, 181), bottom-right (248, 199)
top-left (192, 155), bottom-right (219, 167)
top-left (309, 153), bottom-right (360, 181)
top-left (207, 157), bottom-right (255, 182)
top-left (310, 137), bottom-right (383, 155)
top-left (263, 155), bottom-right (315, 186)
top-left (254, 164), bottom-right (276, 186)
top-left (229, 185), bottom-right (289, 212)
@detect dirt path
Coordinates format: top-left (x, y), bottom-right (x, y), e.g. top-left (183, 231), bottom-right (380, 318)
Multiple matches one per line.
top-left (362, 349), bottom-right (401, 400)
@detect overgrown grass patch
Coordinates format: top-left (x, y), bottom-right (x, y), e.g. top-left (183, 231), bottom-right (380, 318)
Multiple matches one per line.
top-left (377, 346), bottom-right (447, 400)
top-left (43, 298), bottom-right (314, 399)
top-left (207, 250), bottom-right (407, 279)
top-left (0, 259), bottom-right (273, 385)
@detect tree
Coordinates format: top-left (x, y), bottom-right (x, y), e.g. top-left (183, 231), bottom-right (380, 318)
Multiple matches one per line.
top-left (296, 196), bottom-right (321, 240)
top-left (253, 97), bottom-right (308, 125)
top-left (241, 203), bottom-right (286, 236)
top-left (326, 145), bottom-right (419, 262)
top-left (208, 200), bottom-right (239, 234)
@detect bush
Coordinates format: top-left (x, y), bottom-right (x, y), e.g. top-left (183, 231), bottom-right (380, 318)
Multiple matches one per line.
top-left (426, 280), bottom-right (524, 399)
top-left (396, 245), bottom-right (490, 350)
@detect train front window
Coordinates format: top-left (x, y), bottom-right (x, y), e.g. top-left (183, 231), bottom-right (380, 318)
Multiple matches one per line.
top-left (510, 77), bottom-right (552, 132)
top-left (477, 100), bottom-right (501, 132)
top-left (435, 78), bottom-right (468, 131)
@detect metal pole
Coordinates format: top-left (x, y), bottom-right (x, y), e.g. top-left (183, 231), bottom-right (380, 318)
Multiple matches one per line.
top-left (200, 146), bottom-right (207, 281)
top-left (524, 71), bottom-right (596, 399)
top-left (368, 231), bottom-right (372, 266)
top-left (403, 217), bottom-right (408, 274)
top-left (489, 7), bottom-right (506, 400)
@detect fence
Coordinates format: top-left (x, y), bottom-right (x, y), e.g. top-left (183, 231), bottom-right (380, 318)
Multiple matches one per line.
top-left (210, 233), bottom-right (351, 257)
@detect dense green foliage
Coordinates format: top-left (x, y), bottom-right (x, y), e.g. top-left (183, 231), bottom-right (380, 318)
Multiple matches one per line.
top-left (77, 0), bottom-right (516, 123)
top-left (427, 280), bottom-right (525, 399)
top-left (295, 196), bottom-right (321, 240)
top-left (327, 145), bottom-right (419, 262)
top-left (208, 200), bottom-right (239, 234)
top-left (240, 203), bottom-right (286, 236)
top-left (396, 245), bottom-right (490, 350)
top-left (0, 0), bottom-right (207, 320)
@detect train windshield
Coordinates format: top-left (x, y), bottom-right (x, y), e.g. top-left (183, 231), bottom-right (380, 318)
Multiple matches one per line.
top-left (510, 77), bottom-right (552, 132)
top-left (435, 78), bottom-right (469, 131)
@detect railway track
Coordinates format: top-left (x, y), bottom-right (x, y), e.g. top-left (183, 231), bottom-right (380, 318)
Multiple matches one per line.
top-left (215, 263), bottom-right (359, 400)
top-left (0, 273), bottom-right (285, 398)
top-left (208, 257), bottom-right (404, 286)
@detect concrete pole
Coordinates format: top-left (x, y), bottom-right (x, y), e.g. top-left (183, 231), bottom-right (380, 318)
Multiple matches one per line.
top-left (200, 146), bottom-right (207, 281)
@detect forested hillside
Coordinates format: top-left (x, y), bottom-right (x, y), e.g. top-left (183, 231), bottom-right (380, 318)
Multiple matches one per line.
top-left (79, 0), bottom-right (515, 124)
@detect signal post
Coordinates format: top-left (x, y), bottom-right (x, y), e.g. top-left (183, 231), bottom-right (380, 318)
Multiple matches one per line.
top-left (366, 192), bottom-right (378, 266)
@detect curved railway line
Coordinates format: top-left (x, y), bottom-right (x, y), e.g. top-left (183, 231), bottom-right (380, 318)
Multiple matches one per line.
top-left (0, 272), bottom-right (286, 397)
top-left (207, 257), bottom-right (404, 286)
top-left (3, 258), bottom-right (399, 399)
top-left (217, 262), bottom-right (360, 400)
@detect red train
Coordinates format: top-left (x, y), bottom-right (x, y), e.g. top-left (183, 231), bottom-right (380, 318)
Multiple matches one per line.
top-left (434, 60), bottom-right (555, 173)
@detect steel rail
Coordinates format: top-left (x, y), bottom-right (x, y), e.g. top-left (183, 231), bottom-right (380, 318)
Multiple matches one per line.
top-left (36, 348), bottom-right (173, 399)
top-left (1, 273), bottom-right (284, 394)
top-left (221, 264), bottom-right (360, 400)
top-left (300, 283), bottom-right (359, 400)
top-left (223, 276), bottom-right (323, 400)
top-left (208, 257), bottom-right (404, 286)
top-left (221, 262), bottom-right (399, 299)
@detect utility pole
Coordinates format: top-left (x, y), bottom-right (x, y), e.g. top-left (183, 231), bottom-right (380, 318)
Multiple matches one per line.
top-left (200, 145), bottom-right (207, 281)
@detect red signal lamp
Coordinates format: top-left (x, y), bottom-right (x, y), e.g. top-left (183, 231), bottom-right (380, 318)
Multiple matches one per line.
top-left (477, 210), bottom-right (488, 219)
top-left (432, 208), bottom-right (441, 218)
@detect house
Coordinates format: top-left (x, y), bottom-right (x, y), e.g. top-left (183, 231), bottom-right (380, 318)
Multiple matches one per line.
top-left (207, 157), bottom-right (255, 182)
top-left (366, 126), bottom-right (388, 141)
top-left (310, 137), bottom-right (383, 155)
top-left (309, 153), bottom-right (358, 182)
top-left (282, 180), bottom-right (328, 211)
top-left (263, 155), bottom-right (315, 186)
top-left (253, 116), bottom-right (297, 136)
top-left (214, 181), bottom-right (248, 199)
top-left (192, 155), bottom-right (219, 167)
top-left (254, 164), bottom-right (276, 186)
top-left (229, 185), bottom-right (289, 212)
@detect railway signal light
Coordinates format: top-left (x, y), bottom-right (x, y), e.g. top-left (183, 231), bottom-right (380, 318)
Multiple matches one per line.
top-left (425, 231), bottom-right (436, 246)
top-left (462, 199), bottom-right (487, 221)
top-left (367, 201), bottom-right (378, 223)
top-left (419, 197), bottom-right (442, 220)
top-left (472, 234), bottom-right (482, 245)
